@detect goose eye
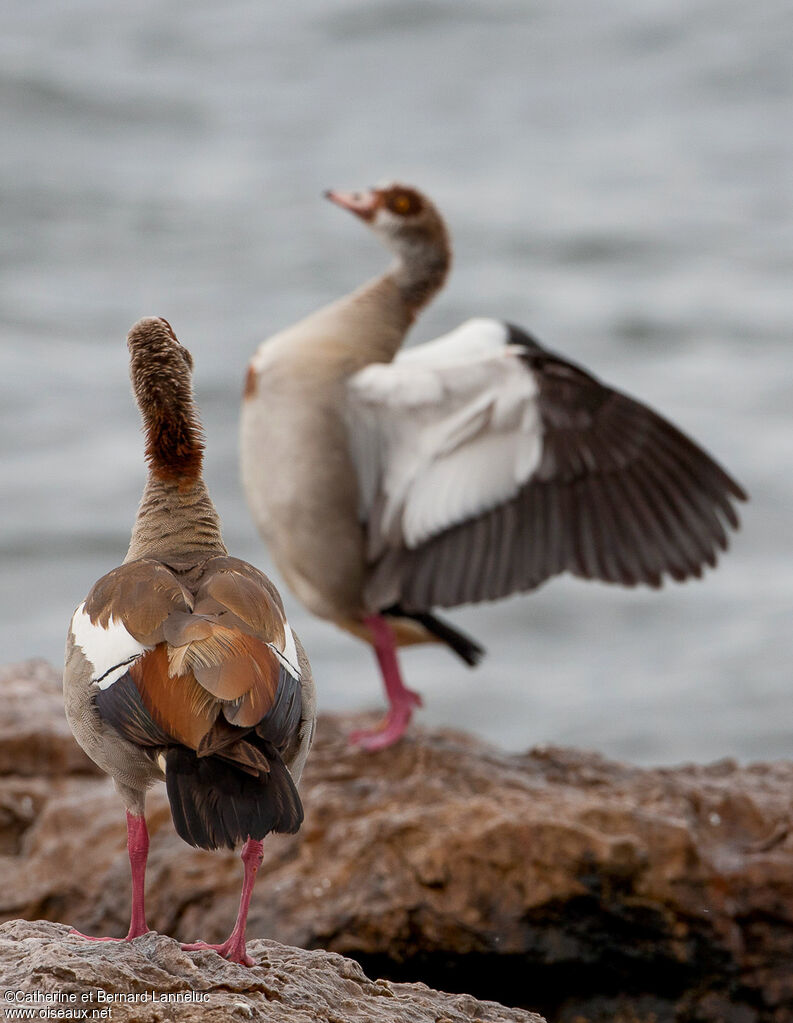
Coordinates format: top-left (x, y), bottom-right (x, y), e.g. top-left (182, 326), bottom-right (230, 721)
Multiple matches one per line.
top-left (386, 191), bottom-right (421, 216)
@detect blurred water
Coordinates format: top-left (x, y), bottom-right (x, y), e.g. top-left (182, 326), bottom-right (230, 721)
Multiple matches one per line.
top-left (1, 0), bottom-right (790, 765)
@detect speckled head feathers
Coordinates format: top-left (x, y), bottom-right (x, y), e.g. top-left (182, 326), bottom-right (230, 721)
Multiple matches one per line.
top-left (128, 316), bottom-right (194, 387)
top-left (126, 317), bottom-right (204, 484)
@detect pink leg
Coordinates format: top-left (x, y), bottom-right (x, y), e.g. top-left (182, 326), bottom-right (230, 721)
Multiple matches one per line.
top-left (349, 614), bottom-right (423, 751)
top-left (69, 811), bottom-right (151, 942)
top-left (125, 811), bottom-right (150, 939)
top-left (181, 837), bottom-right (264, 966)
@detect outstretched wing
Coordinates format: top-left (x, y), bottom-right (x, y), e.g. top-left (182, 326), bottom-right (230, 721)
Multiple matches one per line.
top-left (345, 318), bottom-right (747, 612)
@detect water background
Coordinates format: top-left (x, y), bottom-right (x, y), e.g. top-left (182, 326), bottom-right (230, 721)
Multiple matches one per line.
top-left (2, 0), bottom-right (791, 765)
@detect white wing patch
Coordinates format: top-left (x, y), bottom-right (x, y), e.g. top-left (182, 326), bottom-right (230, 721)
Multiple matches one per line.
top-left (267, 619), bottom-right (301, 680)
top-left (396, 318), bottom-right (512, 366)
top-left (346, 318), bottom-right (543, 554)
top-left (70, 602), bottom-right (149, 690)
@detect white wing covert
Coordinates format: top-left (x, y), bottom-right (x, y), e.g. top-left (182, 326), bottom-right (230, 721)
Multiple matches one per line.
top-left (345, 319), bottom-right (543, 559)
top-left (70, 602), bottom-right (149, 690)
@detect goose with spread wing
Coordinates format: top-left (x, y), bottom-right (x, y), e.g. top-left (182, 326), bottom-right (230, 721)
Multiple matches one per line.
top-left (240, 185), bottom-right (745, 751)
top-left (64, 317), bottom-right (315, 965)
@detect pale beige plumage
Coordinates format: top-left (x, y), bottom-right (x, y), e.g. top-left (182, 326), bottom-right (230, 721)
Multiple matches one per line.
top-left (240, 185), bottom-right (745, 751)
top-left (241, 190), bottom-right (446, 633)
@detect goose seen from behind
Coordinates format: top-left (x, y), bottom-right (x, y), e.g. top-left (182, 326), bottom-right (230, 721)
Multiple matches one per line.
top-left (240, 185), bottom-right (746, 751)
top-left (64, 317), bottom-right (315, 965)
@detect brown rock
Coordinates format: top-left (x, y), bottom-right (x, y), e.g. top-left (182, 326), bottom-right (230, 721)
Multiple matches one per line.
top-left (3, 660), bottom-right (793, 1021)
top-left (0, 919), bottom-right (545, 1022)
top-left (0, 661), bottom-right (99, 777)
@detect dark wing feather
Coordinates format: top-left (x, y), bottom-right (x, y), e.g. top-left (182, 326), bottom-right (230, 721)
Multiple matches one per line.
top-left (94, 645), bottom-right (220, 750)
top-left (93, 670), bottom-right (173, 749)
top-left (365, 326), bottom-right (746, 611)
top-left (165, 746), bottom-right (302, 850)
top-left (253, 662), bottom-right (303, 747)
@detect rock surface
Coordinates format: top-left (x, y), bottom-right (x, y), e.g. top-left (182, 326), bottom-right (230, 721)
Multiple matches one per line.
top-left (3, 660), bottom-right (793, 1022)
top-left (0, 660), bottom-right (97, 779)
top-left (0, 920), bottom-right (545, 1022)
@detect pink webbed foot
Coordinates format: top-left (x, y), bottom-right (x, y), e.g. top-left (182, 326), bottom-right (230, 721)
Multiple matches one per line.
top-left (180, 937), bottom-right (255, 967)
top-left (348, 687), bottom-right (423, 751)
top-left (68, 924), bottom-right (152, 943)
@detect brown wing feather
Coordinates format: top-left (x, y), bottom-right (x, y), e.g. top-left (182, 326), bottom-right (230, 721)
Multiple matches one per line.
top-left (196, 715), bottom-right (247, 756)
top-left (194, 637), bottom-right (284, 727)
top-left (85, 559), bottom-right (192, 646)
top-left (97, 556), bottom-right (298, 754)
top-left (192, 560), bottom-right (294, 712)
top-left (165, 621), bottom-right (241, 679)
top-left (215, 740), bottom-right (272, 777)
top-left (196, 556), bottom-right (286, 643)
top-left (90, 550), bottom-right (303, 835)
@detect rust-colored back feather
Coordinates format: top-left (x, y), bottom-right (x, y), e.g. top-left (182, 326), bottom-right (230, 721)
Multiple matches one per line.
top-left (129, 646), bottom-right (219, 750)
top-left (193, 636), bottom-right (283, 727)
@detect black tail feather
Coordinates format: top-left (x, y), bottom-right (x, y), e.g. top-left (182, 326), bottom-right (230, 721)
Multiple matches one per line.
top-left (165, 746), bottom-right (303, 851)
top-left (384, 606), bottom-right (486, 667)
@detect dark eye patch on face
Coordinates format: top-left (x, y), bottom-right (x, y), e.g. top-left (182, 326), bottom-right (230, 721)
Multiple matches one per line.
top-left (384, 188), bottom-right (424, 217)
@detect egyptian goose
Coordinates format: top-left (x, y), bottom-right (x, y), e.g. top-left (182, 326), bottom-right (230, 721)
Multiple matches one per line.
top-left (240, 184), bottom-right (746, 751)
top-left (64, 317), bottom-right (315, 966)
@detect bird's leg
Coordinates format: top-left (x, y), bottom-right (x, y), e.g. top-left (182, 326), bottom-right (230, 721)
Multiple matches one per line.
top-left (125, 810), bottom-right (150, 938)
top-left (69, 811), bottom-right (151, 942)
top-left (349, 614), bottom-right (423, 751)
top-left (181, 837), bottom-right (263, 966)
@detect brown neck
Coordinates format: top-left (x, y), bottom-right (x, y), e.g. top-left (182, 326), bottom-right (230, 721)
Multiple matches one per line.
top-left (124, 318), bottom-right (224, 562)
top-left (128, 318), bottom-right (204, 486)
top-left (390, 248), bottom-right (450, 317)
top-left (386, 217), bottom-right (452, 319)
top-left (125, 474), bottom-right (226, 563)
top-left (141, 392), bottom-right (204, 486)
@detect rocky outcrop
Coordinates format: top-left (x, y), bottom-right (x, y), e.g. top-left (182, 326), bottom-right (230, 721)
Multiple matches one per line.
top-left (0, 660), bottom-right (97, 779)
top-left (0, 920), bottom-right (545, 1022)
top-left (3, 660), bottom-right (793, 1022)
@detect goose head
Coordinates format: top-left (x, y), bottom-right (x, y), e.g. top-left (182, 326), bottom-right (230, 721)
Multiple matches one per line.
top-left (325, 183), bottom-right (449, 263)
